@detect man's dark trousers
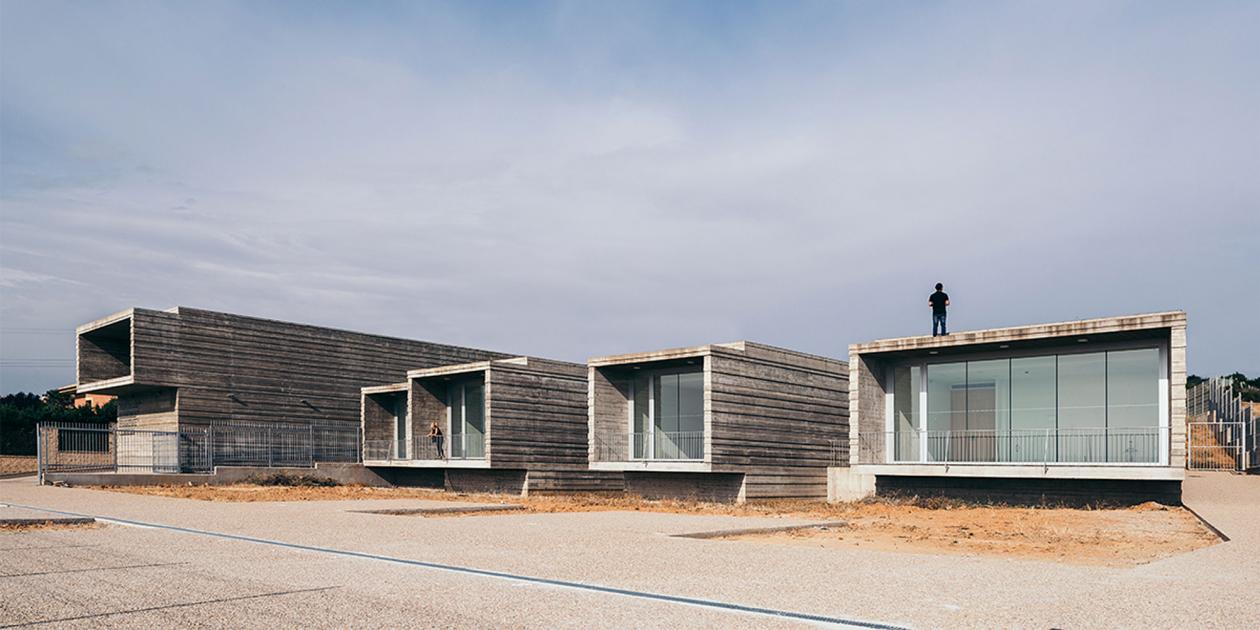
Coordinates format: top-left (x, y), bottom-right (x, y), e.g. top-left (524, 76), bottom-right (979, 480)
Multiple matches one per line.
top-left (933, 313), bottom-right (947, 336)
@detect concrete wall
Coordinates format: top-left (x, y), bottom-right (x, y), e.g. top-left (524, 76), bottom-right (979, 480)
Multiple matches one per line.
top-left (77, 318), bottom-right (131, 383)
top-left (116, 388), bottom-right (178, 431)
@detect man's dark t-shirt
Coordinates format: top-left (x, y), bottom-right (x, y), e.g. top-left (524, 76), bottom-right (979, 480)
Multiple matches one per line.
top-left (929, 291), bottom-right (949, 315)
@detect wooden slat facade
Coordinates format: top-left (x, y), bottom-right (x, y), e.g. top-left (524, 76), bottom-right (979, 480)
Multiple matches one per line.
top-left (370, 357), bottom-right (623, 493)
top-left (77, 307), bottom-right (513, 436)
top-left (708, 343), bottom-right (848, 499)
top-left (588, 341), bottom-right (850, 501)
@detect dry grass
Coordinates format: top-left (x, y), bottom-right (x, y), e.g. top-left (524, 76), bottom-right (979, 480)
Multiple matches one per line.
top-left (0, 456), bottom-right (37, 476)
top-left (1189, 423), bottom-right (1241, 468)
top-left (0, 520), bottom-right (100, 532)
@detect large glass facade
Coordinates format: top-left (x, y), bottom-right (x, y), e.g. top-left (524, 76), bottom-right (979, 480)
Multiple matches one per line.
top-left (1010, 356), bottom-right (1057, 462)
top-left (1106, 348), bottom-right (1160, 462)
top-left (631, 368), bottom-right (704, 460)
top-left (889, 346), bottom-right (1163, 464)
top-left (926, 362), bottom-right (966, 461)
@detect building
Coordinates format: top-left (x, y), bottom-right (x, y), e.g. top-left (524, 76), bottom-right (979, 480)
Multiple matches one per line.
top-left (836, 311), bottom-right (1187, 504)
top-left (76, 306), bottom-right (513, 463)
top-left (361, 357), bottom-right (622, 494)
top-left (588, 341), bottom-right (848, 502)
top-left (54, 384), bottom-right (115, 409)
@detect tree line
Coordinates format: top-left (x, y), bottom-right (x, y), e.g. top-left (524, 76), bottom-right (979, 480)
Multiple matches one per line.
top-left (0, 390), bottom-right (117, 455)
top-left (1186, 372), bottom-right (1260, 402)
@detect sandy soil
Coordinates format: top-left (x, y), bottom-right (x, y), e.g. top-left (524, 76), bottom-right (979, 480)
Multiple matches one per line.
top-left (91, 484), bottom-right (1219, 565)
top-left (720, 502), bottom-right (1217, 567)
top-left (0, 456), bottom-right (37, 475)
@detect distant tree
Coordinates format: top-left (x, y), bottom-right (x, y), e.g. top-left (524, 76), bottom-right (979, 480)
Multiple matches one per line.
top-left (0, 390), bottom-right (115, 455)
top-left (1186, 374), bottom-right (1205, 388)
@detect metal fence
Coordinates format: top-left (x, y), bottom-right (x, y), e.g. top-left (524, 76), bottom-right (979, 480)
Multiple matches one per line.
top-left (850, 427), bottom-right (1167, 465)
top-left (36, 420), bottom-right (361, 482)
top-left (363, 433), bottom-right (485, 463)
top-left (1187, 378), bottom-right (1256, 471)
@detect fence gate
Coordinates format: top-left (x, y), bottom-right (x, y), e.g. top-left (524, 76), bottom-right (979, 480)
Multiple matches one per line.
top-left (1187, 421), bottom-right (1245, 470)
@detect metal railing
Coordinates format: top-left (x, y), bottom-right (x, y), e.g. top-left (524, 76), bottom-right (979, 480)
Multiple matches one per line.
top-left (1187, 422), bottom-right (1245, 471)
top-left (363, 432), bottom-right (485, 463)
top-left (851, 427), bottom-right (1167, 465)
top-left (1187, 378), bottom-right (1255, 471)
top-left (36, 420), bottom-right (360, 482)
top-left (593, 430), bottom-right (705, 462)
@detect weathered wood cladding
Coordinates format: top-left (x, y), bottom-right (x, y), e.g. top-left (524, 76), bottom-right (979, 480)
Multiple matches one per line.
top-left (408, 380), bottom-right (448, 456)
top-left (363, 391), bottom-right (404, 445)
top-left (589, 366), bottom-right (631, 460)
top-left (708, 343), bottom-right (848, 499)
top-left (389, 358), bottom-right (621, 492)
top-left (79, 306), bottom-right (513, 435)
top-left (116, 388), bottom-right (178, 431)
top-left (77, 319), bottom-right (131, 383)
top-left (488, 359), bottom-right (589, 469)
top-left (587, 341), bottom-right (849, 501)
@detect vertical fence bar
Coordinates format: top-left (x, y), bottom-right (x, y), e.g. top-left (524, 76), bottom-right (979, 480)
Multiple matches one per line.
top-left (35, 423), bottom-right (43, 485)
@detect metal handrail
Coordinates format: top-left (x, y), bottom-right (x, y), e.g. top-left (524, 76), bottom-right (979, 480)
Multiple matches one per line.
top-left (630, 430), bottom-right (705, 461)
top-left (852, 427), bottom-right (1167, 465)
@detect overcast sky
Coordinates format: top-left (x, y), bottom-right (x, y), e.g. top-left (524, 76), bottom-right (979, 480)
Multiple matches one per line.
top-left (1, 1), bottom-right (1257, 394)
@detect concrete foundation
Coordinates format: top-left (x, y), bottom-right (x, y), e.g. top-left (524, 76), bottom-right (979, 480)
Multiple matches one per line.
top-left (623, 472), bottom-right (747, 503)
top-left (827, 467), bottom-right (876, 502)
top-left (44, 463), bottom-right (395, 487)
top-left (874, 475), bottom-right (1183, 506)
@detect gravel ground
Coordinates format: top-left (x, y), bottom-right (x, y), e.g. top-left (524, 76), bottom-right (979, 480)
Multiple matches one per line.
top-left (2, 474), bottom-right (1257, 629)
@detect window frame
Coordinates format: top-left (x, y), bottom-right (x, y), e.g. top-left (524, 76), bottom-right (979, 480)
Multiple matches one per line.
top-left (884, 340), bottom-right (1169, 466)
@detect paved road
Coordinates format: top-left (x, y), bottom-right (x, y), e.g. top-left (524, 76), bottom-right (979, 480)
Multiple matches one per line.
top-left (2, 475), bottom-right (1257, 629)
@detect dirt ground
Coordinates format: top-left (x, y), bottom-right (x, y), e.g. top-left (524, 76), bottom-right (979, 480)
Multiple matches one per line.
top-left (92, 483), bottom-right (1219, 566)
top-left (0, 456), bottom-right (37, 475)
top-left (719, 502), bottom-right (1217, 567)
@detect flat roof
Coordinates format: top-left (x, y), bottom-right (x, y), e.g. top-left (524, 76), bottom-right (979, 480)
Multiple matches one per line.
top-left (361, 382), bottom-right (408, 395)
top-left (406, 356), bottom-right (530, 380)
top-left (851, 310), bottom-right (1185, 356)
top-left (587, 343), bottom-right (735, 367)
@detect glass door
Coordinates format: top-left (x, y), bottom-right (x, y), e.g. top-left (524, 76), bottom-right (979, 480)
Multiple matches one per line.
top-left (394, 397), bottom-right (407, 459)
top-left (447, 379), bottom-right (486, 459)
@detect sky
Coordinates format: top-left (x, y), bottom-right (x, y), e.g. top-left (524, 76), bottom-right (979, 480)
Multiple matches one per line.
top-left (1, 0), bottom-right (1257, 394)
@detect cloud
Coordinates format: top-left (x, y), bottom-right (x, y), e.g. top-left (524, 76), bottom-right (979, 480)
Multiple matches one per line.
top-left (1, 0), bottom-right (1258, 393)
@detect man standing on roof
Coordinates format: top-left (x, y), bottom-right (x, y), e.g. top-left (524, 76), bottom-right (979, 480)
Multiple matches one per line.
top-left (929, 283), bottom-right (950, 337)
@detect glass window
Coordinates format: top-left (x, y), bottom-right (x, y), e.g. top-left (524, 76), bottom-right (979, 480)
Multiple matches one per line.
top-left (892, 365), bottom-right (921, 462)
top-left (632, 368), bottom-right (704, 460)
top-left (464, 381), bottom-right (485, 459)
top-left (893, 346), bottom-right (1163, 465)
top-left (1107, 348), bottom-right (1160, 462)
top-left (394, 397), bottom-right (407, 459)
top-left (447, 379), bottom-right (486, 459)
top-left (678, 372), bottom-right (704, 434)
top-left (1056, 353), bottom-right (1106, 462)
top-left (633, 373), bottom-right (650, 459)
top-left (926, 362), bottom-right (966, 461)
top-left (1010, 356), bottom-right (1056, 462)
top-left (965, 359), bottom-right (1008, 462)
